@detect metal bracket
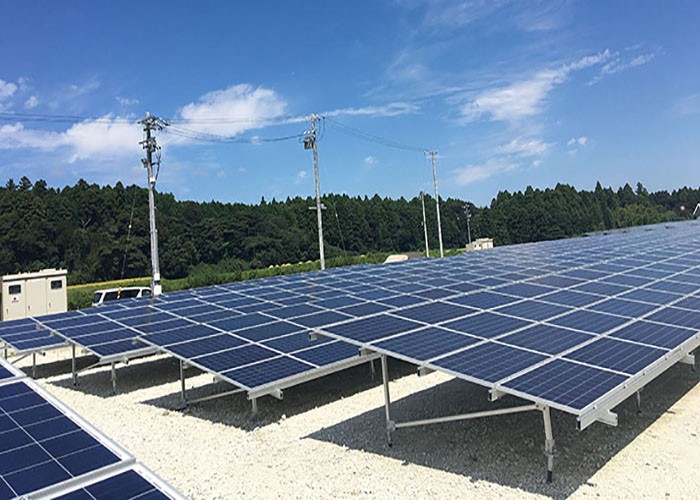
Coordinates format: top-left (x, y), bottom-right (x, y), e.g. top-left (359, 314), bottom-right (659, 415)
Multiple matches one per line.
top-left (680, 353), bottom-right (695, 367)
top-left (261, 388), bottom-right (283, 401)
top-left (359, 348), bottom-right (376, 357)
top-left (308, 332), bottom-right (325, 341)
top-left (578, 409), bottom-right (618, 430)
top-left (597, 410), bottom-right (618, 427)
top-left (489, 389), bottom-right (506, 401)
top-left (417, 366), bottom-right (434, 377)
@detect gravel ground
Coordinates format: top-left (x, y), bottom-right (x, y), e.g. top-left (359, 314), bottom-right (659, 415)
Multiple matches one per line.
top-left (13, 348), bottom-right (700, 499)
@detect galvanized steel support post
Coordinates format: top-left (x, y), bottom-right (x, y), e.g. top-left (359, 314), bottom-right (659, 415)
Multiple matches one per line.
top-left (543, 406), bottom-right (555, 483)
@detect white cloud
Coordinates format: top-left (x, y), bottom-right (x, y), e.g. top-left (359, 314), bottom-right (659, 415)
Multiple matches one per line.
top-left (674, 93), bottom-right (700, 116)
top-left (453, 158), bottom-right (518, 186)
top-left (497, 137), bottom-right (551, 157)
top-left (461, 50), bottom-right (611, 123)
top-left (363, 155), bottom-right (378, 165)
top-left (61, 115), bottom-right (141, 163)
top-left (0, 79), bottom-right (17, 101)
top-left (67, 78), bottom-right (101, 97)
top-left (296, 170), bottom-right (308, 180)
top-left (420, 0), bottom-right (500, 29)
top-left (0, 115), bottom-right (141, 163)
top-left (567, 135), bottom-right (589, 155)
top-left (0, 123), bottom-right (61, 150)
top-left (589, 51), bottom-right (656, 85)
top-left (24, 96), bottom-right (39, 109)
top-left (116, 96), bottom-right (139, 106)
top-left (238, 167), bottom-right (247, 173)
top-left (323, 102), bottom-right (419, 118)
top-left (17, 77), bottom-right (31, 93)
top-left (179, 84), bottom-right (288, 136)
top-left (567, 136), bottom-right (587, 146)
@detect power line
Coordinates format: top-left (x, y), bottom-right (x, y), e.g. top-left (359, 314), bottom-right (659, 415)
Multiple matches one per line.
top-left (164, 125), bottom-right (304, 144)
top-left (323, 116), bottom-right (427, 153)
top-left (0, 111), bottom-right (136, 124)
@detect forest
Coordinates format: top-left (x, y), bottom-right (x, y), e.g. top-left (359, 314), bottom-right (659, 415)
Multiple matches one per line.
top-left (0, 176), bottom-right (696, 285)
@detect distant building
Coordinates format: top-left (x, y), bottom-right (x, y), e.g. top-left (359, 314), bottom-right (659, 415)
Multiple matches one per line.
top-left (466, 238), bottom-right (494, 252)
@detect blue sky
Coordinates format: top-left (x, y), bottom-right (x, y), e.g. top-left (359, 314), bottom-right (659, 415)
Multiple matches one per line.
top-left (0, 1), bottom-right (698, 206)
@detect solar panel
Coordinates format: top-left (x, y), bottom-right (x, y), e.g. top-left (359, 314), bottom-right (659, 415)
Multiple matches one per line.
top-left (52, 465), bottom-right (179, 499)
top-left (0, 359), bottom-right (182, 499)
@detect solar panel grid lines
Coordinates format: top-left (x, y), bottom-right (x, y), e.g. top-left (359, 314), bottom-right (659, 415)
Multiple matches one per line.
top-left (0, 384), bottom-right (127, 497)
top-left (135, 299), bottom-right (371, 394)
top-left (47, 309), bottom-right (157, 360)
top-left (488, 283), bottom-right (700, 405)
top-left (314, 226), bottom-right (700, 416)
top-left (0, 359), bottom-right (183, 500)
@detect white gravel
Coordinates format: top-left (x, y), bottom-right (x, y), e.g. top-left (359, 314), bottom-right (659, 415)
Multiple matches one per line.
top-left (13, 348), bottom-right (700, 499)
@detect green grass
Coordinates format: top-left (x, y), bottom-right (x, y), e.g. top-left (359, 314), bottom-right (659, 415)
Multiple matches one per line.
top-left (67, 253), bottom-right (390, 310)
top-left (67, 249), bottom-right (474, 310)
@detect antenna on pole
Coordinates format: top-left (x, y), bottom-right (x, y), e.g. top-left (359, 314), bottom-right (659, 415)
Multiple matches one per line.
top-left (420, 191), bottom-right (430, 258)
top-left (304, 114), bottom-right (326, 270)
top-left (139, 113), bottom-right (169, 297)
top-left (428, 150), bottom-right (444, 258)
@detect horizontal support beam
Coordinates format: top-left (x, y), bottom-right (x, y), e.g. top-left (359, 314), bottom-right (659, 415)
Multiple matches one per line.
top-left (393, 404), bottom-right (539, 430)
top-left (184, 388), bottom-right (245, 407)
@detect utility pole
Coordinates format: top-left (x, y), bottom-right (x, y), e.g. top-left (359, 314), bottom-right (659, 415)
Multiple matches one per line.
top-left (304, 114), bottom-right (325, 270)
top-left (139, 113), bottom-right (169, 297)
top-left (429, 150), bottom-right (444, 258)
top-left (464, 204), bottom-right (472, 246)
top-left (420, 191), bottom-right (430, 257)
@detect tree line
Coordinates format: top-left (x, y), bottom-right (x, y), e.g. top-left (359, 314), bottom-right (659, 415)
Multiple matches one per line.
top-left (0, 177), bottom-right (695, 284)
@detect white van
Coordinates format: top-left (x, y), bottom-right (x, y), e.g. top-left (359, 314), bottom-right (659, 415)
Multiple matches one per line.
top-left (92, 286), bottom-right (151, 307)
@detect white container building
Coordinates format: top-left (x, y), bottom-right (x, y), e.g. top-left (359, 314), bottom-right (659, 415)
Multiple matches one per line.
top-left (1, 269), bottom-right (68, 321)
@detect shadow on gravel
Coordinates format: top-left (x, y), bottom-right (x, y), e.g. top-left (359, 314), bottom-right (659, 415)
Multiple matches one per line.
top-left (141, 358), bottom-right (417, 431)
top-left (14, 351), bottom-right (97, 379)
top-left (305, 362), bottom-right (699, 499)
top-left (47, 355), bottom-right (182, 398)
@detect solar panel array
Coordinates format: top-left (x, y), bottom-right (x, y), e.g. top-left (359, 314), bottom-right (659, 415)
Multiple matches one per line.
top-left (0, 221), bottom-right (698, 417)
top-left (0, 358), bottom-right (182, 499)
top-left (313, 222), bottom-right (700, 418)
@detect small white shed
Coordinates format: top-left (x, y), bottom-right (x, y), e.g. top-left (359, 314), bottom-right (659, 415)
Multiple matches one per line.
top-left (1, 269), bottom-right (68, 321)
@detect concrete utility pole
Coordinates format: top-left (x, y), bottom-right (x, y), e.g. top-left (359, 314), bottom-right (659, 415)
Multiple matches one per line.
top-left (429, 150), bottom-right (444, 258)
top-left (464, 204), bottom-right (472, 246)
top-left (304, 114), bottom-right (326, 270)
top-left (420, 191), bottom-right (430, 257)
top-left (139, 113), bottom-right (169, 297)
